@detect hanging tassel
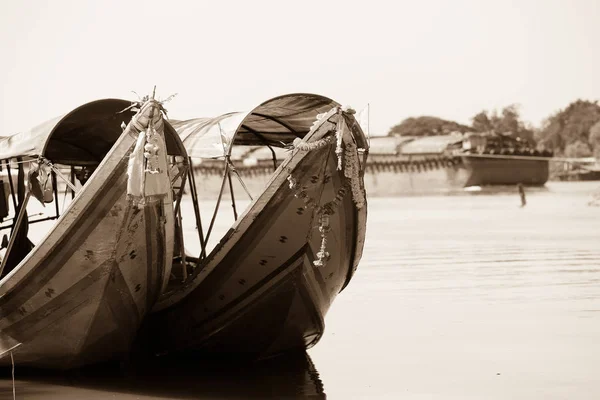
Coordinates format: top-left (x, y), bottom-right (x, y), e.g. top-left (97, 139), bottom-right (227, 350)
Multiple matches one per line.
top-left (313, 213), bottom-right (331, 267)
top-left (142, 125), bottom-right (170, 201)
top-left (127, 131), bottom-right (147, 203)
top-left (341, 124), bottom-right (366, 209)
top-left (125, 98), bottom-right (170, 206)
top-left (287, 175), bottom-right (297, 189)
top-left (335, 115), bottom-right (345, 170)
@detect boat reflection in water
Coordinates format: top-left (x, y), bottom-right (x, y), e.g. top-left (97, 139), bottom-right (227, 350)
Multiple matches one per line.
top-left (0, 351), bottom-right (325, 399)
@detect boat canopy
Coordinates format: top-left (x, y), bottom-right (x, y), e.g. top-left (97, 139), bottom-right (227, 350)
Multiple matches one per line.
top-left (172, 93), bottom-right (339, 159)
top-left (0, 99), bottom-right (184, 165)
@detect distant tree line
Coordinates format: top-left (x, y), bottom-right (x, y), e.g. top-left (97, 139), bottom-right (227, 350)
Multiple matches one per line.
top-left (388, 100), bottom-right (600, 158)
top-left (387, 116), bottom-right (473, 137)
top-left (536, 100), bottom-right (600, 159)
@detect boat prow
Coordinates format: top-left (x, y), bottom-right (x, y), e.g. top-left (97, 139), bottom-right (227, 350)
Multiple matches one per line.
top-left (0, 96), bottom-right (187, 369)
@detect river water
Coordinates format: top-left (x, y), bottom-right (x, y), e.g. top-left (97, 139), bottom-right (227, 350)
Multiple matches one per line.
top-left (1, 181), bottom-right (599, 399)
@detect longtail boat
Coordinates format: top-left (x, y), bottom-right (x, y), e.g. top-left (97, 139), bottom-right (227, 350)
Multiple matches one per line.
top-left (141, 93), bottom-right (368, 358)
top-left (0, 96), bottom-right (188, 369)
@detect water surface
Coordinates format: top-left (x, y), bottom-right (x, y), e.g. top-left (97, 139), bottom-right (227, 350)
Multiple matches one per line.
top-left (2, 181), bottom-right (599, 399)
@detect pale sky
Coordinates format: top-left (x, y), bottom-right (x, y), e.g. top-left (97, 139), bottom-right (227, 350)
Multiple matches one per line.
top-left (1, 0), bottom-right (598, 136)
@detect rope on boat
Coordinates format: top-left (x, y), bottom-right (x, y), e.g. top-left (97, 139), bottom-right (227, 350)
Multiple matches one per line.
top-left (1, 159), bottom-right (35, 166)
top-left (203, 159), bottom-right (231, 248)
top-left (227, 161), bottom-right (254, 201)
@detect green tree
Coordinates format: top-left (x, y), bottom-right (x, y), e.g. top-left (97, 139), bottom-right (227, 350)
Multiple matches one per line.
top-left (589, 120), bottom-right (600, 159)
top-left (564, 140), bottom-right (593, 158)
top-left (388, 116), bottom-right (471, 136)
top-left (537, 99), bottom-right (600, 155)
top-left (496, 105), bottom-right (521, 134)
top-left (471, 111), bottom-right (493, 133)
top-left (471, 104), bottom-right (535, 144)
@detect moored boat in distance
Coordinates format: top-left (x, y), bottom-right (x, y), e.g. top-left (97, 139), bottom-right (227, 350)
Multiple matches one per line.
top-left (140, 93), bottom-right (368, 359)
top-left (0, 96), bottom-right (188, 369)
top-left (363, 131), bottom-right (551, 195)
top-left (456, 132), bottom-right (550, 187)
top-left (554, 157), bottom-right (600, 181)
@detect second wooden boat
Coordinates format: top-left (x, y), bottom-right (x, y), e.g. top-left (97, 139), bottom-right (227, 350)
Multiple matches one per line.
top-left (140, 93), bottom-right (368, 358)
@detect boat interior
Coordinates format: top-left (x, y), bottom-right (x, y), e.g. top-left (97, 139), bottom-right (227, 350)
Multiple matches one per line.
top-left (0, 99), bottom-right (187, 282)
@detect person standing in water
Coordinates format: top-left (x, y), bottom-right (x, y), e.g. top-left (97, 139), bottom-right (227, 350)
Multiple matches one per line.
top-left (517, 183), bottom-right (526, 207)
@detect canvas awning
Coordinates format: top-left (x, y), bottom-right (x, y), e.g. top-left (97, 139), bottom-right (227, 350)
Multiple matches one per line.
top-left (0, 99), bottom-right (183, 164)
top-left (172, 93), bottom-right (340, 159)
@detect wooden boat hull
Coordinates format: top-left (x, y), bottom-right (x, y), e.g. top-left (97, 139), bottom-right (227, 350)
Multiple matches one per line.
top-left (142, 110), bottom-right (367, 358)
top-left (0, 132), bottom-right (174, 369)
top-left (556, 169), bottom-right (600, 181)
top-left (462, 156), bottom-right (549, 187)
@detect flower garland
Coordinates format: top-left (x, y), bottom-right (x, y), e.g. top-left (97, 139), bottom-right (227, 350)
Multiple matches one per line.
top-left (318, 184), bottom-right (348, 216)
top-left (312, 184), bottom-right (349, 267)
top-left (335, 118), bottom-right (345, 171)
top-left (343, 139), bottom-right (366, 209)
top-left (126, 98), bottom-right (170, 206)
top-left (287, 175), bottom-right (316, 210)
top-left (287, 106), bottom-right (366, 268)
top-left (143, 125), bottom-right (162, 174)
top-left (310, 112), bottom-right (328, 132)
top-left (292, 135), bottom-right (334, 151)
